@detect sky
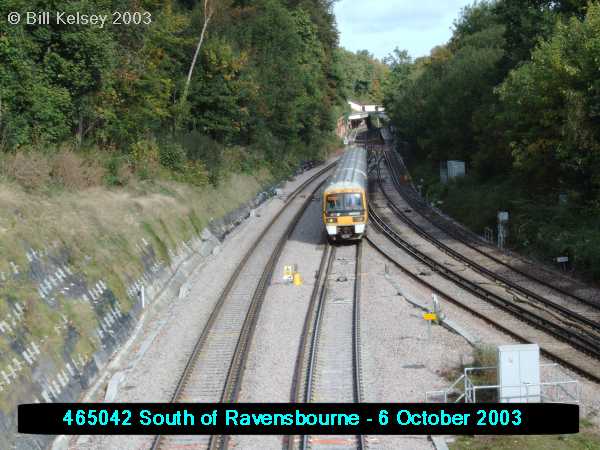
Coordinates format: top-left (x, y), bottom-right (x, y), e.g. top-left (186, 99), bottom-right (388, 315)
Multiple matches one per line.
top-left (334, 0), bottom-right (471, 60)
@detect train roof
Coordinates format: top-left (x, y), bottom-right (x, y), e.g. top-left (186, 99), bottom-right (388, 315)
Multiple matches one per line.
top-left (324, 146), bottom-right (368, 192)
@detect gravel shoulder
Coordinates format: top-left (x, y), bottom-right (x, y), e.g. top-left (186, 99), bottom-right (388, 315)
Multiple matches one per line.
top-left (361, 242), bottom-right (469, 450)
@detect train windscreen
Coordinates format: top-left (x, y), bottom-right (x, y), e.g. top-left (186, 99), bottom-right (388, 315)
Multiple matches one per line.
top-left (326, 193), bottom-right (363, 213)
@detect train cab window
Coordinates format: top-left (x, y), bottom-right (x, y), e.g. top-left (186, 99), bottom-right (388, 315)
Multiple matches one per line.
top-left (326, 195), bottom-right (342, 211)
top-left (326, 193), bottom-right (363, 213)
top-left (345, 193), bottom-right (363, 210)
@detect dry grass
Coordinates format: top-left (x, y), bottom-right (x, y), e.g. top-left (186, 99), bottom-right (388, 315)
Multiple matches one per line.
top-left (0, 171), bottom-right (271, 387)
top-left (1, 149), bottom-right (106, 190)
top-left (0, 137), bottom-right (279, 423)
top-left (52, 149), bottom-right (105, 189)
top-left (3, 151), bottom-right (51, 189)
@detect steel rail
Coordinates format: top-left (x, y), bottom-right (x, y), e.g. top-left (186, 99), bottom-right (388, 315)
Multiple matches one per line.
top-left (302, 245), bottom-right (336, 450)
top-left (368, 205), bottom-right (600, 358)
top-left (364, 233), bottom-right (600, 385)
top-left (367, 207), bottom-right (600, 383)
top-left (379, 154), bottom-right (600, 335)
top-left (383, 149), bottom-right (599, 310)
top-left (291, 242), bottom-right (365, 450)
top-left (215, 178), bottom-right (330, 450)
top-left (150, 163), bottom-right (335, 450)
top-left (287, 243), bottom-right (330, 450)
top-left (353, 241), bottom-right (366, 450)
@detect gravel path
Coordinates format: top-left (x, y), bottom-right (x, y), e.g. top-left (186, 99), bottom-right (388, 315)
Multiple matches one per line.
top-left (64, 163), bottom-right (334, 450)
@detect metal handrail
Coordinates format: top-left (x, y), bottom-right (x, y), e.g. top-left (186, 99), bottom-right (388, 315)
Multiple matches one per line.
top-left (426, 366), bottom-right (579, 404)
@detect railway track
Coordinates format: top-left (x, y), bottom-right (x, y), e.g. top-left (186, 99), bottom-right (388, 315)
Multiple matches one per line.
top-left (150, 164), bottom-right (334, 450)
top-left (288, 242), bottom-right (365, 450)
top-left (373, 150), bottom-right (600, 375)
top-left (383, 149), bottom-right (598, 308)
top-left (367, 201), bottom-right (600, 383)
top-left (379, 155), bottom-right (600, 335)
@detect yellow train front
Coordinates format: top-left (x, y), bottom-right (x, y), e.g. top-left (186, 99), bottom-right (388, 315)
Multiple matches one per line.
top-left (322, 146), bottom-right (368, 242)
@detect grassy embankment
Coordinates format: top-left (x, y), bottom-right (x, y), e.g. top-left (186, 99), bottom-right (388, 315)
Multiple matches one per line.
top-left (407, 159), bottom-right (600, 282)
top-left (0, 139), bottom-right (332, 412)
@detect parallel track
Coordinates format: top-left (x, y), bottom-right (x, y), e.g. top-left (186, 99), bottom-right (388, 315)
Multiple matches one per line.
top-left (379, 155), bottom-right (600, 337)
top-left (289, 242), bottom-right (365, 450)
top-left (367, 205), bottom-right (600, 383)
top-left (150, 164), bottom-right (334, 450)
top-left (384, 149), bottom-right (598, 309)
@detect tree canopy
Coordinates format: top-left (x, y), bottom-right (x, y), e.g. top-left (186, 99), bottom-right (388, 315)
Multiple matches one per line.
top-left (384, 0), bottom-right (600, 199)
top-left (383, 0), bottom-right (600, 277)
top-left (0, 0), bottom-right (342, 169)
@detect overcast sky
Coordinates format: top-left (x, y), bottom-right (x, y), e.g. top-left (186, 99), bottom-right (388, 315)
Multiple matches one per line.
top-left (334, 0), bottom-right (471, 60)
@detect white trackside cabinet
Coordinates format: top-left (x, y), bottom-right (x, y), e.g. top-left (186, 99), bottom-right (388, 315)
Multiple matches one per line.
top-left (498, 344), bottom-right (541, 403)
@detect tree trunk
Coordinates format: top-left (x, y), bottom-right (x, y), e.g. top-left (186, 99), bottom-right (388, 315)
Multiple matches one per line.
top-left (76, 111), bottom-right (83, 149)
top-left (181, 3), bottom-right (213, 105)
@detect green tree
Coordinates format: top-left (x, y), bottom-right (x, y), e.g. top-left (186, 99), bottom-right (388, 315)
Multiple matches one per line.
top-left (499, 2), bottom-right (600, 198)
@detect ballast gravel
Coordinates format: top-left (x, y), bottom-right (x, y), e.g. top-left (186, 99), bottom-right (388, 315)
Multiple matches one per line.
top-left (61, 155), bottom-right (600, 450)
top-left (360, 243), bottom-right (471, 450)
top-left (232, 197), bottom-right (326, 450)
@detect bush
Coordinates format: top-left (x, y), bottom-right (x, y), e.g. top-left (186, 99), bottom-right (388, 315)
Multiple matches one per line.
top-left (181, 131), bottom-right (224, 174)
top-left (3, 151), bottom-right (51, 189)
top-left (159, 142), bottom-right (186, 171)
top-left (104, 155), bottom-right (133, 186)
top-left (131, 139), bottom-right (159, 164)
top-left (130, 139), bottom-right (160, 179)
top-left (177, 160), bottom-right (210, 186)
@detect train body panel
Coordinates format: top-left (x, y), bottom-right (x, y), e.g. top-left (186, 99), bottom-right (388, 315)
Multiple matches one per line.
top-left (322, 146), bottom-right (368, 241)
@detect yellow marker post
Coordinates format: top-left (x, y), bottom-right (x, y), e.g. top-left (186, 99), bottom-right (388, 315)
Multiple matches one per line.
top-left (423, 312), bottom-right (437, 342)
top-left (293, 272), bottom-right (303, 286)
top-left (423, 313), bottom-right (437, 321)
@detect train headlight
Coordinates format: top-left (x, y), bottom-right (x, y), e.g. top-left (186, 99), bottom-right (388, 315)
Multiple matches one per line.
top-left (326, 217), bottom-right (338, 224)
top-left (353, 216), bottom-right (365, 223)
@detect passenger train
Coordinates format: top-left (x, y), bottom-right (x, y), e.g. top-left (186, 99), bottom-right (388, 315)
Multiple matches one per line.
top-left (322, 146), bottom-right (368, 242)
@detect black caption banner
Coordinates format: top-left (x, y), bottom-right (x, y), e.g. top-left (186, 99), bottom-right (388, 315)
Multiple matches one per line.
top-left (19, 403), bottom-right (578, 435)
